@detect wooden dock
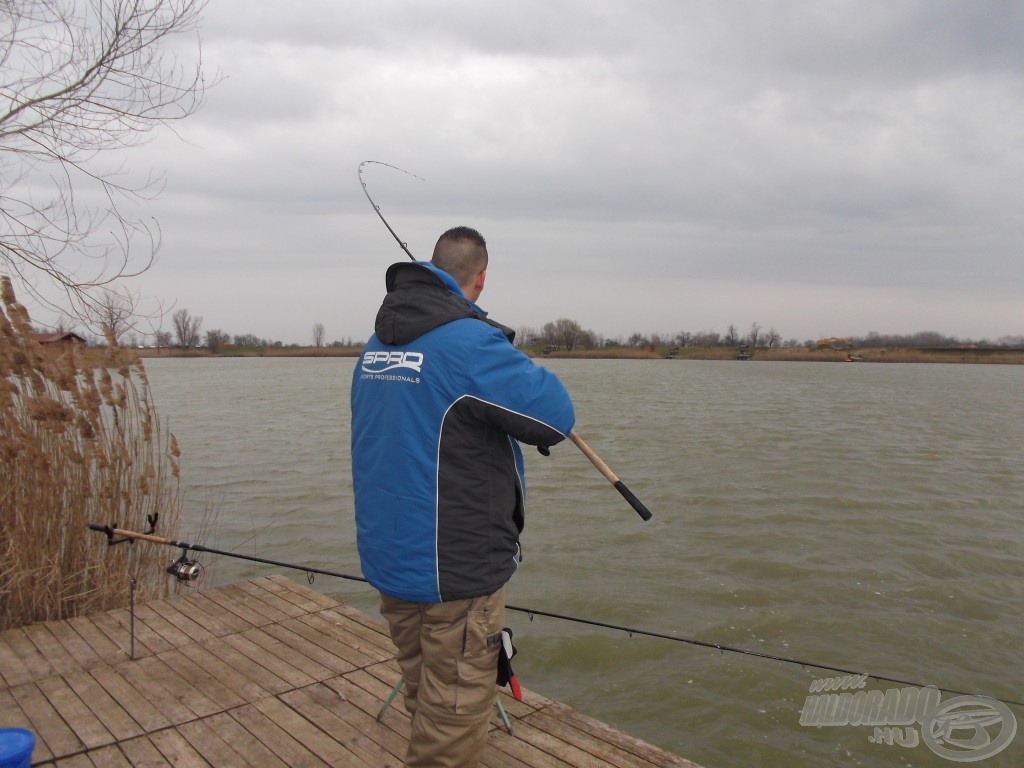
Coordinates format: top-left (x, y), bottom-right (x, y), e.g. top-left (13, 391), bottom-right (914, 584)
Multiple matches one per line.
top-left (1, 575), bottom-right (700, 767)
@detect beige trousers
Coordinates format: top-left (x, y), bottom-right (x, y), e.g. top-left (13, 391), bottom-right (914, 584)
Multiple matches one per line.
top-left (380, 587), bottom-right (505, 768)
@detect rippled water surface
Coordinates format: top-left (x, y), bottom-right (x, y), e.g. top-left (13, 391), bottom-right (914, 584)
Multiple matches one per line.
top-left (144, 357), bottom-right (1024, 767)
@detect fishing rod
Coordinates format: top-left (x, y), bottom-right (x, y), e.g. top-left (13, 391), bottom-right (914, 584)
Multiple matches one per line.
top-left (569, 430), bottom-right (651, 521)
top-left (358, 160), bottom-right (421, 261)
top-left (89, 523), bottom-right (1024, 710)
top-left (357, 160), bottom-right (652, 522)
top-left (88, 524), bottom-right (369, 586)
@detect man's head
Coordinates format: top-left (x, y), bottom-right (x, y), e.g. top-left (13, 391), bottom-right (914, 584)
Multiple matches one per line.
top-left (431, 226), bottom-right (488, 302)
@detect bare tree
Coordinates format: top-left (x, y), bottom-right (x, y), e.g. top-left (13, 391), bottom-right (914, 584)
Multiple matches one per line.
top-left (748, 322), bottom-right (762, 348)
top-left (312, 322), bottom-right (325, 347)
top-left (766, 327), bottom-right (781, 349)
top-left (205, 328), bottom-right (229, 352)
top-left (171, 308), bottom-right (201, 347)
top-left (543, 318), bottom-right (584, 351)
top-left (513, 326), bottom-right (539, 348)
top-left (0, 0), bottom-right (211, 317)
top-left (87, 286), bottom-right (139, 344)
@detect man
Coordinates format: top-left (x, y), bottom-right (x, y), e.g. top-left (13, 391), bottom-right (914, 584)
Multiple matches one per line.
top-left (351, 226), bottom-right (575, 766)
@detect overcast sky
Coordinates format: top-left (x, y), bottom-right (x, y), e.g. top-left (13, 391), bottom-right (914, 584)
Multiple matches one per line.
top-left (41, 1), bottom-right (1024, 344)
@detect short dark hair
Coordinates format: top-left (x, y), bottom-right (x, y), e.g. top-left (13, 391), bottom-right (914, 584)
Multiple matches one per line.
top-left (431, 227), bottom-right (489, 287)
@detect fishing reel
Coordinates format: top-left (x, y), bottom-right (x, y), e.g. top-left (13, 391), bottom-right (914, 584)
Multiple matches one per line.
top-left (167, 550), bottom-right (203, 584)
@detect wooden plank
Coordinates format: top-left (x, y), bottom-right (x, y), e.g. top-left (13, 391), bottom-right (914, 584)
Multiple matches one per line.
top-left (178, 590), bottom-right (255, 635)
top-left (258, 621), bottom-right (354, 678)
top-left (137, 599), bottom-right (216, 646)
top-left (319, 675), bottom-right (412, 753)
top-left (359, 659), bottom-right (407, 689)
top-left (65, 613), bottom-right (126, 661)
top-left (221, 631), bottom-right (316, 690)
top-left (176, 717), bottom-right (253, 767)
top-left (201, 582), bottom-right (289, 626)
top-left (35, 674), bottom-right (114, 751)
top-left (111, 603), bottom-right (185, 652)
top-left (329, 600), bottom-right (387, 629)
top-left (0, 687), bottom-right (53, 763)
top-left (197, 634), bottom-right (293, 696)
top-left (95, 606), bottom-right (168, 657)
top-left (88, 665), bottom-right (172, 733)
top-left (279, 683), bottom-right (406, 767)
top-left (281, 614), bottom-right (383, 670)
top-left (232, 579), bottom-right (309, 619)
top-left (63, 670), bottom-right (144, 742)
top-left (480, 742), bottom-right (536, 768)
top-left (537, 704), bottom-right (702, 768)
top-left (150, 727), bottom-right (213, 768)
top-left (115, 654), bottom-right (218, 723)
top-left (118, 736), bottom-right (173, 767)
top-left (8, 681), bottom-right (86, 760)
top-left (83, 744), bottom-right (134, 767)
top-left (156, 647), bottom-right (248, 711)
top-left (198, 711), bottom-right (289, 768)
top-left (21, 622), bottom-right (84, 677)
top-left (2, 627), bottom-right (55, 684)
top-left (183, 642), bottom-right (272, 704)
top-left (206, 708), bottom-right (290, 768)
top-left (52, 753), bottom-right (94, 768)
top-left (259, 574), bottom-right (341, 611)
top-left (44, 617), bottom-right (106, 672)
top-left (298, 609), bottom-right (394, 662)
top-left (495, 716), bottom-right (615, 768)
top-left (228, 701), bottom-right (331, 767)
top-left (251, 695), bottom-right (381, 767)
top-left (522, 710), bottom-right (666, 768)
top-left (134, 653), bottom-right (226, 717)
top-left (484, 727), bottom-right (577, 768)
top-left (295, 614), bottom-right (392, 670)
top-left (0, 631), bottom-right (29, 688)
top-left (163, 591), bottom-right (245, 638)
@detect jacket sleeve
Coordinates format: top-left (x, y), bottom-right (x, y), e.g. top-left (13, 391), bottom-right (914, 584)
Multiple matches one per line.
top-left (459, 321), bottom-right (575, 446)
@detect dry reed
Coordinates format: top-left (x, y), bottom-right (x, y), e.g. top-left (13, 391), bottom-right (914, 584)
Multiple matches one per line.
top-left (1, 277), bottom-right (185, 630)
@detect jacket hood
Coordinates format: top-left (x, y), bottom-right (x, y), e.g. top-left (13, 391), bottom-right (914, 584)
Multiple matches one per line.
top-left (375, 261), bottom-right (515, 345)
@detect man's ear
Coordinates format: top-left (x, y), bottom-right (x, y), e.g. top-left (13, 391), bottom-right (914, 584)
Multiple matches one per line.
top-left (474, 269), bottom-right (487, 295)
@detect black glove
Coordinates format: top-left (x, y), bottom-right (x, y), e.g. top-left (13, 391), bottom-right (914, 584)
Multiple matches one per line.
top-left (536, 445), bottom-right (550, 456)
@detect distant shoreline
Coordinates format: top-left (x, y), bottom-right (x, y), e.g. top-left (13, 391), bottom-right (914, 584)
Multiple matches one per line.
top-left (136, 346), bottom-right (1024, 364)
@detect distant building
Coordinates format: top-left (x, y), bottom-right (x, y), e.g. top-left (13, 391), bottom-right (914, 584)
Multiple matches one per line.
top-left (30, 332), bottom-right (87, 347)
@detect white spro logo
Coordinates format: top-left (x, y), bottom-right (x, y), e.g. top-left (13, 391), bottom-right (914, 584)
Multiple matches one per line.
top-left (800, 677), bottom-right (1017, 762)
top-left (361, 350), bottom-right (424, 374)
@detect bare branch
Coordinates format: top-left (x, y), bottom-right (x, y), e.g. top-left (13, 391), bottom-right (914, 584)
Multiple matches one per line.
top-left (0, 0), bottom-right (213, 317)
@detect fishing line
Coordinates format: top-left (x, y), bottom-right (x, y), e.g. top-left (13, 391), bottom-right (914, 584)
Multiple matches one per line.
top-left (89, 523), bottom-right (1024, 710)
top-left (357, 160), bottom-right (423, 261)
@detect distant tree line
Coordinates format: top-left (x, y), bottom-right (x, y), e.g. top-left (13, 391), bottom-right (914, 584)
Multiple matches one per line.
top-left (45, 305), bottom-right (1024, 352)
top-left (155, 309), bottom-right (361, 351)
top-left (515, 319), bottom-right (1023, 352)
top-left (515, 319), bottom-right (787, 352)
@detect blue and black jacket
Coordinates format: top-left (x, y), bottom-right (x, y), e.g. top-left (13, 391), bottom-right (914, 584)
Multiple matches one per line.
top-left (351, 261), bottom-right (575, 603)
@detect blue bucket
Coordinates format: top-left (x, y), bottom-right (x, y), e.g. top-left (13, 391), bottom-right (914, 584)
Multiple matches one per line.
top-left (0, 729), bottom-right (34, 768)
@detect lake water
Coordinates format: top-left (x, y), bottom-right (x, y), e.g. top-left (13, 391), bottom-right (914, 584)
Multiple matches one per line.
top-left (143, 356), bottom-right (1024, 767)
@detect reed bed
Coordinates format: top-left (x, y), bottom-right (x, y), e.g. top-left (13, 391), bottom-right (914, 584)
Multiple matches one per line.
top-left (1, 277), bottom-right (184, 630)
